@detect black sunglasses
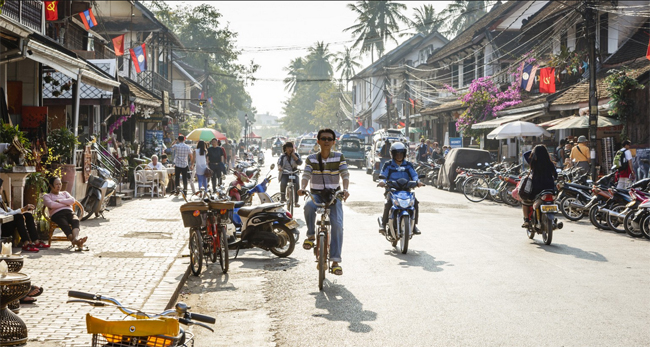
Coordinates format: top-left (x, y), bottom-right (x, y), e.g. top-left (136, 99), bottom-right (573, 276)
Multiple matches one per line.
top-left (319, 137), bottom-right (335, 142)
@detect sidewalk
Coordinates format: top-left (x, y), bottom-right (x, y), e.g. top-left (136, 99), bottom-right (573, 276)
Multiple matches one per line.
top-left (17, 194), bottom-right (191, 346)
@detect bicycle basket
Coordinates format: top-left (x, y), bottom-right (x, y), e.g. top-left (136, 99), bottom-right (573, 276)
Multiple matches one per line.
top-left (86, 314), bottom-right (180, 347)
top-left (179, 202), bottom-right (209, 228)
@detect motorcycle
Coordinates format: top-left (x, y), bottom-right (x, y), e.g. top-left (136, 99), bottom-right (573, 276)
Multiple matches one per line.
top-left (602, 178), bottom-right (650, 234)
top-left (228, 165), bottom-right (273, 205)
top-left (557, 173), bottom-right (593, 221)
top-left (272, 144), bottom-right (282, 157)
top-left (585, 173), bottom-right (619, 230)
top-left (622, 185), bottom-right (650, 237)
top-left (525, 189), bottom-right (563, 245)
top-left (257, 150), bottom-right (265, 165)
top-left (80, 165), bottom-right (116, 221)
top-left (376, 178), bottom-right (419, 254)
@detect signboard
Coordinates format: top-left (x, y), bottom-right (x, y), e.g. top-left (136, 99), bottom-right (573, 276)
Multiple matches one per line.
top-left (162, 91), bottom-right (170, 115)
top-left (138, 113), bottom-right (164, 122)
top-left (449, 137), bottom-right (462, 148)
top-left (21, 106), bottom-right (47, 129)
top-left (111, 106), bottom-right (131, 116)
top-left (145, 130), bottom-right (164, 152)
top-left (172, 123), bottom-right (180, 137)
top-left (367, 127), bottom-right (375, 135)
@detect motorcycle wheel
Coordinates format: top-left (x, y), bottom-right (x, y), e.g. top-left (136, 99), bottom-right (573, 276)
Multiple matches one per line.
top-left (219, 225), bottom-right (229, 273)
top-left (398, 215), bottom-right (410, 254)
top-left (560, 197), bottom-right (584, 221)
top-left (588, 205), bottom-right (610, 230)
top-left (463, 177), bottom-right (489, 203)
top-left (189, 228), bottom-right (203, 276)
top-left (624, 211), bottom-right (644, 238)
top-left (318, 232), bottom-right (326, 291)
top-left (642, 214), bottom-right (650, 239)
top-left (606, 205), bottom-right (627, 233)
top-left (526, 225), bottom-right (535, 239)
top-left (500, 185), bottom-right (520, 207)
top-left (542, 214), bottom-right (554, 245)
top-left (269, 225), bottom-right (296, 257)
top-left (80, 195), bottom-right (97, 221)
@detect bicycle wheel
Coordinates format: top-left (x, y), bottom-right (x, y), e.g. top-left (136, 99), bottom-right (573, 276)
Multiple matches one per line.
top-left (219, 224), bottom-right (229, 273)
top-left (463, 177), bottom-right (489, 203)
top-left (189, 228), bottom-right (203, 276)
top-left (488, 177), bottom-right (502, 202)
top-left (318, 233), bottom-right (326, 291)
top-left (287, 186), bottom-right (294, 216)
top-left (398, 215), bottom-right (410, 254)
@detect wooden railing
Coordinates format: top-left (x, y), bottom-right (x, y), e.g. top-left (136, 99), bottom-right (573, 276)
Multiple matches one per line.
top-left (1, 0), bottom-right (43, 33)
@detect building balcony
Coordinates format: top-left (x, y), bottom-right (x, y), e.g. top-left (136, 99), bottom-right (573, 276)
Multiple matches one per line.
top-left (1, 0), bottom-right (43, 33)
top-left (137, 71), bottom-right (172, 98)
top-left (46, 22), bottom-right (116, 60)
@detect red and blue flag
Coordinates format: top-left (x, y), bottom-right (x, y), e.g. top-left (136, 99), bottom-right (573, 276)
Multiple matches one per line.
top-left (129, 44), bottom-right (147, 73)
top-left (79, 9), bottom-right (98, 30)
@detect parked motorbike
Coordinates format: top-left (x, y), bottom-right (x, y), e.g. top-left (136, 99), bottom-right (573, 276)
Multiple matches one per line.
top-left (228, 164), bottom-right (269, 204)
top-left (80, 165), bottom-right (116, 221)
top-left (376, 178), bottom-right (419, 254)
top-left (586, 173), bottom-right (618, 230)
top-left (525, 189), bottom-right (563, 245)
top-left (557, 173), bottom-right (593, 221)
top-left (622, 186), bottom-right (650, 237)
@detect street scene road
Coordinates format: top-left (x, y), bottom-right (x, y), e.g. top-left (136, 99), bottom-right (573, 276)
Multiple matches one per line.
top-left (181, 153), bottom-right (650, 346)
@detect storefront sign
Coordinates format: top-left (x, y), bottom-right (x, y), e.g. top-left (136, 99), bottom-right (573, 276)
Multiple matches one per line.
top-left (145, 130), bottom-right (164, 152)
top-left (597, 125), bottom-right (623, 139)
top-left (450, 137), bottom-right (462, 148)
top-left (138, 113), bottom-right (164, 122)
top-left (111, 106), bottom-right (131, 116)
top-left (162, 91), bottom-right (170, 115)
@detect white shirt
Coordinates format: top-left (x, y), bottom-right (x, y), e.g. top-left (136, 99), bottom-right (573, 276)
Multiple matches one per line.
top-left (147, 162), bottom-right (164, 170)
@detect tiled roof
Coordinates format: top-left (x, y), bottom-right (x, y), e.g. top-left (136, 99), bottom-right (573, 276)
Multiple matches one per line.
top-left (551, 59), bottom-right (650, 106)
top-left (604, 21), bottom-right (650, 66)
top-left (426, 1), bottom-right (520, 63)
top-left (521, 1), bottom-right (580, 30)
top-left (420, 99), bottom-right (463, 115)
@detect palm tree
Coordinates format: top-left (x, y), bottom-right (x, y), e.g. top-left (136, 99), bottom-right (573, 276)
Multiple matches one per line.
top-left (333, 46), bottom-right (361, 90)
top-left (344, 1), bottom-right (408, 60)
top-left (283, 57), bottom-right (305, 93)
top-left (409, 4), bottom-right (443, 36)
top-left (438, 1), bottom-right (494, 39)
top-left (305, 41), bottom-right (333, 80)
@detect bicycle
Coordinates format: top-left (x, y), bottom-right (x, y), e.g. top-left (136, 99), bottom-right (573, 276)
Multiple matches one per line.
top-left (303, 189), bottom-right (345, 291)
top-left (283, 169), bottom-right (301, 216)
top-left (67, 291), bottom-right (215, 346)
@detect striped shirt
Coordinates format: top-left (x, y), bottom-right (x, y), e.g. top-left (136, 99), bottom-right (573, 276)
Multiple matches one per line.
top-left (303, 152), bottom-right (349, 190)
top-left (172, 143), bottom-right (192, 168)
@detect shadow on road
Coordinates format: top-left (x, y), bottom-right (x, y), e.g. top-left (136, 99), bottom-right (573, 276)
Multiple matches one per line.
top-left (188, 267), bottom-right (236, 293)
top-left (311, 284), bottom-right (377, 333)
top-left (384, 249), bottom-right (449, 272)
top-left (536, 243), bottom-right (608, 262)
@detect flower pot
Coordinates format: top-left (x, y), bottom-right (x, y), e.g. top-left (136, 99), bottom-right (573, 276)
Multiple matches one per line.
top-left (53, 163), bottom-right (76, 193)
top-left (23, 183), bottom-right (40, 207)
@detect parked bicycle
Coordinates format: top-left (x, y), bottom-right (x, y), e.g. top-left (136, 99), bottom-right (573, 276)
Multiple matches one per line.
top-left (67, 291), bottom-right (215, 347)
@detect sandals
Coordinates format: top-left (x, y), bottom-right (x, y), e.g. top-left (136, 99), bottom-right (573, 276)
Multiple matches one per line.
top-left (20, 296), bottom-right (37, 304)
top-left (34, 241), bottom-right (50, 249)
top-left (303, 238), bottom-right (315, 250)
top-left (330, 265), bottom-right (343, 276)
top-left (28, 286), bottom-right (44, 297)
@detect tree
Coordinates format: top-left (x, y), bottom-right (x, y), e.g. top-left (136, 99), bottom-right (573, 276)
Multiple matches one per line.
top-left (305, 41), bottom-right (333, 80)
top-left (283, 57), bottom-right (305, 93)
top-left (409, 4), bottom-right (443, 36)
top-left (344, 1), bottom-right (408, 60)
top-left (437, 1), bottom-right (493, 39)
top-left (334, 46), bottom-right (361, 90)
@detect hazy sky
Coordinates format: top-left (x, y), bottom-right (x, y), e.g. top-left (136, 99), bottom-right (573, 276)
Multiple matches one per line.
top-left (198, 1), bottom-right (453, 118)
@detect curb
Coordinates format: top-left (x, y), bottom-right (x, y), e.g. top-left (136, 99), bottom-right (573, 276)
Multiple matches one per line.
top-left (166, 257), bottom-right (191, 310)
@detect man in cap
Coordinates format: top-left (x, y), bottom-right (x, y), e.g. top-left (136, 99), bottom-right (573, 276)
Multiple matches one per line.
top-left (570, 135), bottom-right (590, 174)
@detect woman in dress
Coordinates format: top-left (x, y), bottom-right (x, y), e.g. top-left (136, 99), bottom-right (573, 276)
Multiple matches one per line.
top-left (192, 141), bottom-right (208, 192)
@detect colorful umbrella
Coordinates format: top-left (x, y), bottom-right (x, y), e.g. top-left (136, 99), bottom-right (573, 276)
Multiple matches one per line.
top-left (186, 128), bottom-right (227, 141)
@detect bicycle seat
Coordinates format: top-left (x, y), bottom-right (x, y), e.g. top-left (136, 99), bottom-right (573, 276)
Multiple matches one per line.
top-left (237, 202), bottom-right (284, 218)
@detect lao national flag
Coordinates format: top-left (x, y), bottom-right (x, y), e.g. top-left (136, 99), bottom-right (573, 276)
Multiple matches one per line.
top-left (45, 1), bottom-right (58, 21)
top-left (112, 35), bottom-right (125, 56)
top-left (539, 67), bottom-right (556, 94)
top-left (79, 9), bottom-right (98, 30)
top-left (519, 63), bottom-right (538, 91)
top-left (129, 44), bottom-right (147, 73)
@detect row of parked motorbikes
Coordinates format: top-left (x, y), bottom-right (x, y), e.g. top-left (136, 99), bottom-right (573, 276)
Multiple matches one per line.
top-left (451, 160), bottom-right (650, 245)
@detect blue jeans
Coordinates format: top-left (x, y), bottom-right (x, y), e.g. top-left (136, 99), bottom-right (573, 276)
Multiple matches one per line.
top-left (197, 174), bottom-right (207, 190)
top-left (304, 194), bottom-right (344, 263)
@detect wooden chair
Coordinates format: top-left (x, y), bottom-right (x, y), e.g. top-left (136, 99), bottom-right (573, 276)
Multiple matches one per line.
top-left (43, 201), bottom-right (84, 246)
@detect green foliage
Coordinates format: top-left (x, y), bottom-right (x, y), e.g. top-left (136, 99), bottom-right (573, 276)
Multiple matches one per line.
top-left (437, 1), bottom-right (492, 39)
top-left (0, 0), bottom-right (4, 14)
top-left (46, 128), bottom-right (79, 164)
top-left (408, 4), bottom-right (443, 36)
top-left (345, 1), bottom-right (408, 58)
top-left (606, 68), bottom-right (645, 139)
top-left (548, 47), bottom-right (586, 75)
top-left (333, 46), bottom-right (361, 89)
top-left (179, 117), bottom-right (205, 136)
top-left (0, 123), bottom-right (29, 147)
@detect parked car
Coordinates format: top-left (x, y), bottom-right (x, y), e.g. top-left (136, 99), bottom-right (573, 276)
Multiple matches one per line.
top-left (340, 138), bottom-right (365, 169)
top-left (297, 138), bottom-right (317, 155)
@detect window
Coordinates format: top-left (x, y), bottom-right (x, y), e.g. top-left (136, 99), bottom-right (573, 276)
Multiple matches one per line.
top-left (463, 57), bottom-right (474, 87)
top-left (452, 65), bottom-right (459, 88)
top-left (476, 53), bottom-right (484, 79)
top-left (560, 30), bottom-right (568, 49)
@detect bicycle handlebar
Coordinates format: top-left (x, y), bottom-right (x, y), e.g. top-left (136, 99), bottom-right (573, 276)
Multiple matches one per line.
top-left (186, 312), bottom-right (216, 324)
top-left (302, 189), bottom-right (344, 208)
top-left (68, 291), bottom-right (98, 301)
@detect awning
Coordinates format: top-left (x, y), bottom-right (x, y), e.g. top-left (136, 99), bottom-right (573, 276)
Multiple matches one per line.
top-left (81, 66), bottom-right (120, 91)
top-left (547, 116), bottom-right (622, 130)
top-left (471, 111), bottom-right (544, 129)
top-left (538, 117), bottom-right (568, 128)
top-left (120, 77), bottom-right (161, 107)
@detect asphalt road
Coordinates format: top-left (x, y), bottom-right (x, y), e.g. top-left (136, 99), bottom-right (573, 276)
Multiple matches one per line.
top-left (180, 151), bottom-right (650, 346)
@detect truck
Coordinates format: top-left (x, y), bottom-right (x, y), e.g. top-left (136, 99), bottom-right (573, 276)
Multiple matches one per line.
top-left (339, 138), bottom-right (365, 169)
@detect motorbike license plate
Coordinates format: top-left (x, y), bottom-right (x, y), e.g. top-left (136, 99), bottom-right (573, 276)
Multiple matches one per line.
top-left (540, 205), bottom-right (558, 213)
top-left (285, 220), bottom-right (299, 229)
top-left (626, 201), bottom-right (636, 208)
top-left (289, 175), bottom-right (296, 179)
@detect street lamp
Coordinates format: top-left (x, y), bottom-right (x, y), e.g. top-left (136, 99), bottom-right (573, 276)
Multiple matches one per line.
top-left (244, 114), bottom-right (248, 148)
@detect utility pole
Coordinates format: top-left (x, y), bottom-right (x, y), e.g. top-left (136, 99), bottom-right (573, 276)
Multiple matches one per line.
top-left (584, 0), bottom-right (598, 180)
top-left (404, 67), bottom-right (410, 141)
top-left (384, 76), bottom-right (390, 130)
top-left (203, 59), bottom-right (208, 123)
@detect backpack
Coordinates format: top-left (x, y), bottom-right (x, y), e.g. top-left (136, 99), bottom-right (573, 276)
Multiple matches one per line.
top-left (612, 148), bottom-right (628, 171)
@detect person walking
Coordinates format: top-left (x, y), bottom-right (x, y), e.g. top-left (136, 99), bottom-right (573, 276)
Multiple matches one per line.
top-left (223, 140), bottom-right (233, 170)
top-left (192, 141), bottom-right (208, 192)
top-left (570, 136), bottom-right (591, 174)
top-left (614, 140), bottom-right (635, 189)
top-left (172, 135), bottom-right (193, 194)
top-left (207, 138), bottom-right (226, 190)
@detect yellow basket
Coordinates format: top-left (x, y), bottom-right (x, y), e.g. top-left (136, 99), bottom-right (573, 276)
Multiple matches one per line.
top-left (86, 314), bottom-right (180, 347)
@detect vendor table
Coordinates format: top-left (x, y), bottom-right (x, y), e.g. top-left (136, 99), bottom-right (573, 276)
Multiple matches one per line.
top-left (0, 272), bottom-right (30, 346)
top-left (0, 216), bottom-right (13, 225)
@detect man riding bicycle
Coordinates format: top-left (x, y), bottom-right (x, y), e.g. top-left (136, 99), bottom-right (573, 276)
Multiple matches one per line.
top-left (278, 141), bottom-right (302, 206)
top-left (378, 142), bottom-right (424, 235)
top-left (298, 129), bottom-right (350, 276)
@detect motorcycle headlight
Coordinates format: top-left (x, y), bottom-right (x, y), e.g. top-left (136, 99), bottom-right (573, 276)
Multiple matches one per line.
top-left (398, 199), bottom-right (411, 208)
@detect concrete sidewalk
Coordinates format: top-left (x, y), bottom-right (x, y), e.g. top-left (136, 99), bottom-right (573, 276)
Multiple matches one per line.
top-left (17, 195), bottom-right (191, 346)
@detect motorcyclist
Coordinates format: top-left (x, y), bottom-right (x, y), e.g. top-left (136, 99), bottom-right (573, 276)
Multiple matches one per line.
top-left (378, 142), bottom-right (424, 235)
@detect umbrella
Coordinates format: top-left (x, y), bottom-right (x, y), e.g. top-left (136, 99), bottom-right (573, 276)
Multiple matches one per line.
top-left (186, 128), bottom-right (227, 141)
top-left (244, 132), bottom-right (261, 138)
top-left (487, 121), bottom-right (551, 139)
top-left (547, 115), bottom-right (622, 130)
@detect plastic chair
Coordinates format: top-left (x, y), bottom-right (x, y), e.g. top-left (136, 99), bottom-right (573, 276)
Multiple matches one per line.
top-left (43, 201), bottom-right (84, 246)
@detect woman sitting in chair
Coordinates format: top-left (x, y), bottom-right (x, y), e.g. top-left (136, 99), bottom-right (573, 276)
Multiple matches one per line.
top-left (42, 177), bottom-right (87, 249)
top-left (0, 199), bottom-right (48, 252)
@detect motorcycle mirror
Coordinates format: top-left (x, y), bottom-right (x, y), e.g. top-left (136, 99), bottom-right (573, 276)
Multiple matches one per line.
top-left (586, 179), bottom-right (593, 184)
top-left (270, 164), bottom-right (275, 170)
top-left (477, 163), bottom-right (482, 167)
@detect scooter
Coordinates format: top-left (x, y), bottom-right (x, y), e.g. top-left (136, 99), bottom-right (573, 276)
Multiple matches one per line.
top-left (80, 165), bottom-right (116, 221)
top-left (257, 150), bottom-right (265, 165)
top-left (525, 189), bottom-right (563, 245)
top-left (377, 178), bottom-right (419, 254)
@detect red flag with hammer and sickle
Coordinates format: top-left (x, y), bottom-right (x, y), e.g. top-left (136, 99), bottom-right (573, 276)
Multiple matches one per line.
top-left (45, 1), bottom-right (59, 21)
top-left (539, 67), bottom-right (556, 94)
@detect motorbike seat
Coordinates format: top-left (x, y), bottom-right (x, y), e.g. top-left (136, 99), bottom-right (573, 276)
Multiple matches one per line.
top-left (243, 181), bottom-right (256, 189)
top-left (615, 188), bottom-right (629, 194)
top-left (565, 183), bottom-right (591, 191)
top-left (234, 201), bottom-right (246, 208)
top-left (238, 202), bottom-right (284, 218)
top-left (245, 168), bottom-right (258, 177)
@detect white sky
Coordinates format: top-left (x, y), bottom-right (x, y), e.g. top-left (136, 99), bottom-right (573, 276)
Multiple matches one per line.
top-left (193, 1), bottom-right (453, 118)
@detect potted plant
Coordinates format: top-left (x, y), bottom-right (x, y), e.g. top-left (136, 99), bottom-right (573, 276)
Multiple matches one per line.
top-left (47, 128), bottom-right (79, 191)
